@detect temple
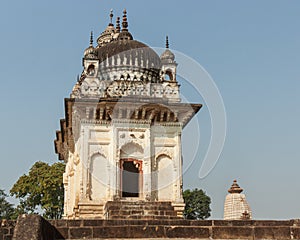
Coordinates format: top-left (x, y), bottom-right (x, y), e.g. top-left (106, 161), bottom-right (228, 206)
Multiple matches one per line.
top-left (54, 10), bottom-right (201, 219)
top-left (223, 180), bottom-right (252, 220)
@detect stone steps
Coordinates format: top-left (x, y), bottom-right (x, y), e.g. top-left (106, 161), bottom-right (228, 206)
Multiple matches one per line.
top-left (104, 201), bottom-right (180, 220)
top-left (109, 215), bottom-right (181, 220)
top-left (108, 210), bottom-right (178, 216)
top-left (107, 205), bottom-right (174, 211)
top-left (73, 203), bottom-right (105, 219)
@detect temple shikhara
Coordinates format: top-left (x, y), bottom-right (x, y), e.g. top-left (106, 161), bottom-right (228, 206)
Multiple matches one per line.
top-left (54, 10), bottom-right (201, 220)
top-left (223, 180), bottom-right (252, 220)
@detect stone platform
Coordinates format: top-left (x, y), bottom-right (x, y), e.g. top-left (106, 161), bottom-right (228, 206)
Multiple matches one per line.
top-left (9, 215), bottom-right (300, 240)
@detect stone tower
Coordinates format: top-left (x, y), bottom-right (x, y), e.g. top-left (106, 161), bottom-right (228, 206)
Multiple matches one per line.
top-left (223, 180), bottom-right (252, 220)
top-left (54, 10), bottom-right (202, 219)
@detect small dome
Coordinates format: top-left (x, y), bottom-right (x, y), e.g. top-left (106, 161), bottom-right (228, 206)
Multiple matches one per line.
top-left (118, 31), bottom-right (133, 41)
top-left (160, 49), bottom-right (175, 62)
top-left (160, 36), bottom-right (175, 63)
top-left (84, 32), bottom-right (97, 59)
top-left (97, 25), bottom-right (116, 47)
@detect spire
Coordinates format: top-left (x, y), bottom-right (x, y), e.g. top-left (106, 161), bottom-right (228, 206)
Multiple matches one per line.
top-left (160, 36), bottom-right (175, 62)
top-left (84, 31), bottom-right (97, 59)
top-left (224, 179), bottom-right (252, 220)
top-left (116, 17), bottom-right (121, 33)
top-left (228, 180), bottom-right (243, 194)
top-left (109, 9), bottom-right (114, 26)
top-left (122, 9), bottom-right (128, 32)
top-left (90, 31), bottom-right (94, 46)
top-left (166, 36), bottom-right (169, 49)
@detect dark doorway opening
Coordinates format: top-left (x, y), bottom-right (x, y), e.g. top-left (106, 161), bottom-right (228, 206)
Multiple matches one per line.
top-left (121, 160), bottom-right (140, 197)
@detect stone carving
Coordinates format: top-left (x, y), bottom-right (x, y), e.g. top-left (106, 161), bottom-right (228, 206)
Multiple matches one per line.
top-left (113, 194), bottom-right (121, 201)
top-left (74, 154), bottom-right (80, 165)
top-left (139, 134), bottom-right (145, 139)
top-left (71, 73), bottom-right (180, 102)
top-left (145, 193), bottom-right (151, 201)
top-left (120, 133), bottom-right (125, 138)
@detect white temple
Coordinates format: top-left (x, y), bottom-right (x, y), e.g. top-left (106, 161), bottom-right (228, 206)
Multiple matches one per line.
top-left (223, 180), bottom-right (252, 220)
top-left (55, 10), bottom-right (201, 219)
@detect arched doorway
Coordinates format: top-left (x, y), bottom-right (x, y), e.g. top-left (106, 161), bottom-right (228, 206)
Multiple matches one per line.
top-left (120, 159), bottom-right (142, 198)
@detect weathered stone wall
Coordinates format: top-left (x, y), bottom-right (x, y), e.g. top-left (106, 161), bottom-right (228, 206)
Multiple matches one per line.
top-left (49, 219), bottom-right (300, 239)
top-left (9, 215), bottom-right (300, 239)
top-left (0, 220), bottom-right (15, 240)
top-left (12, 215), bottom-right (62, 240)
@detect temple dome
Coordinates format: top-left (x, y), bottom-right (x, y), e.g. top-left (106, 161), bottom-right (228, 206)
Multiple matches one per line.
top-left (72, 10), bottom-right (181, 101)
top-left (160, 36), bottom-right (175, 63)
top-left (96, 39), bottom-right (161, 70)
top-left (97, 25), bottom-right (116, 47)
top-left (90, 9), bottom-right (161, 80)
top-left (84, 45), bottom-right (96, 58)
top-left (160, 49), bottom-right (175, 62)
top-left (84, 32), bottom-right (97, 59)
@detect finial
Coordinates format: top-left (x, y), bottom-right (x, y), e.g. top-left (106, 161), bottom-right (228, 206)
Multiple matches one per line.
top-left (228, 179), bottom-right (243, 194)
top-left (89, 31), bottom-right (93, 46)
top-left (116, 17), bottom-right (121, 33)
top-left (122, 9), bottom-right (128, 32)
top-left (166, 36), bottom-right (169, 49)
top-left (109, 9), bottom-right (114, 26)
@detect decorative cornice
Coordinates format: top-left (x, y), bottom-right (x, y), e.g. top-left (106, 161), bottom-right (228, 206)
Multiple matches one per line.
top-left (81, 119), bottom-right (111, 125)
top-left (112, 119), bottom-right (151, 125)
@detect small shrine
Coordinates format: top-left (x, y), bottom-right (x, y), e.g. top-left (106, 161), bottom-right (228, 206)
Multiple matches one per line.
top-left (223, 180), bottom-right (252, 220)
top-left (54, 10), bottom-right (201, 219)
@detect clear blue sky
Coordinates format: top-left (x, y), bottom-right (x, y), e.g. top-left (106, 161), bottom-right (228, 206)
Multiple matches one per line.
top-left (0, 0), bottom-right (299, 219)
